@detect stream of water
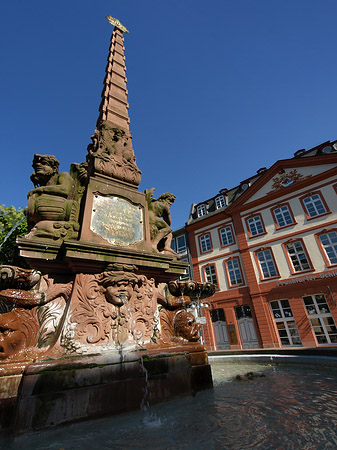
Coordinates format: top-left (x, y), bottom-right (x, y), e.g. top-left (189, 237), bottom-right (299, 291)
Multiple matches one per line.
top-left (6, 361), bottom-right (337, 449)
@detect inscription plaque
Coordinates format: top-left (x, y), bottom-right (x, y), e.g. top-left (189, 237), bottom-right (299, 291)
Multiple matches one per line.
top-left (91, 195), bottom-right (143, 246)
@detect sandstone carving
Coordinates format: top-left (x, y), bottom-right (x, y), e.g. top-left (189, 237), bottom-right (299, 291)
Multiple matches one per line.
top-left (62, 270), bottom-right (158, 352)
top-left (0, 263), bottom-right (215, 361)
top-left (0, 265), bottom-right (41, 290)
top-left (167, 280), bottom-right (216, 301)
top-left (87, 121), bottom-right (141, 186)
top-left (157, 280), bottom-right (215, 344)
top-left (26, 154), bottom-right (87, 241)
top-left (0, 265), bottom-right (72, 361)
top-left (0, 20), bottom-right (216, 434)
top-left (159, 308), bottom-right (200, 344)
top-left (145, 188), bottom-right (177, 254)
top-left (0, 308), bottom-right (39, 360)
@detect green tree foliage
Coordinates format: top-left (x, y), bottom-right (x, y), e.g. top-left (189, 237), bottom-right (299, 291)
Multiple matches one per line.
top-left (0, 205), bottom-right (28, 266)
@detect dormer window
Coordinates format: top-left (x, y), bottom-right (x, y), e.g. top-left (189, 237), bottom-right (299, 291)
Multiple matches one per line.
top-left (322, 145), bottom-right (335, 154)
top-left (197, 204), bottom-right (207, 217)
top-left (215, 195), bottom-right (226, 209)
top-left (240, 182), bottom-right (250, 191)
top-left (294, 149), bottom-right (305, 157)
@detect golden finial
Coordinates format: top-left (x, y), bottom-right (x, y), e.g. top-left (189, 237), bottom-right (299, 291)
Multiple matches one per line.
top-left (106, 16), bottom-right (129, 33)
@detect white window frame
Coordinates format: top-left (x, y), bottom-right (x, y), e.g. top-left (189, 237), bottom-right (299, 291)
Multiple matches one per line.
top-left (179, 257), bottom-right (190, 280)
top-left (319, 231), bottom-right (337, 265)
top-left (197, 204), bottom-right (207, 217)
top-left (247, 215), bottom-right (264, 236)
top-left (204, 264), bottom-right (218, 288)
top-left (176, 235), bottom-right (186, 253)
top-left (303, 294), bottom-right (337, 344)
top-left (200, 234), bottom-right (212, 253)
top-left (226, 258), bottom-right (243, 286)
top-left (256, 249), bottom-right (278, 278)
top-left (273, 205), bottom-right (294, 228)
top-left (303, 194), bottom-right (327, 218)
top-left (270, 300), bottom-right (302, 346)
top-left (285, 241), bottom-right (311, 272)
top-left (215, 195), bottom-right (226, 209)
top-left (219, 226), bottom-right (234, 246)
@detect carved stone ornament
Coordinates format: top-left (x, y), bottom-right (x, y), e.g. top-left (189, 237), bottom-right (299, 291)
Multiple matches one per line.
top-left (167, 280), bottom-right (216, 301)
top-left (26, 154), bottom-right (87, 241)
top-left (145, 188), bottom-right (177, 255)
top-left (0, 265), bottom-right (73, 361)
top-left (87, 121), bottom-right (141, 186)
top-left (159, 308), bottom-right (200, 344)
top-left (61, 271), bottom-right (159, 354)
top-left (270, 169), bottom-right (311, 192)
top-left (157, 280), bottom-right (216, 344)
top-left (0, 264), bottom-right (216, 361)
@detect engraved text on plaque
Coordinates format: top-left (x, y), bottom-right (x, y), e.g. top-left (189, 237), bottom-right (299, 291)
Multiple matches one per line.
top-left (91, 195), bottom-right (143, 246)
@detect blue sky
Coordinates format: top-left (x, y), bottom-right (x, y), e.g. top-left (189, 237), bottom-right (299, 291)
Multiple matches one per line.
top-left (1, 0), bottom-right (337, 229)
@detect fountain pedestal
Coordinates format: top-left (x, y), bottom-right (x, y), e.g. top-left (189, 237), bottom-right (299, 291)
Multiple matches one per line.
top-left (0, 18), bottom-right (214, 437)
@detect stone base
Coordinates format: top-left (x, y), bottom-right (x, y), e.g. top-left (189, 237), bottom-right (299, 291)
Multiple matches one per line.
top-left (17, 237), bottom-right (188, 282)
top-left (0, 346), bottom-right (212, 437)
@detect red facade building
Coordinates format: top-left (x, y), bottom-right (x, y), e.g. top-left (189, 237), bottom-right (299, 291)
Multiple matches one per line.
top-left (185, 141), bottom-right (337, 350)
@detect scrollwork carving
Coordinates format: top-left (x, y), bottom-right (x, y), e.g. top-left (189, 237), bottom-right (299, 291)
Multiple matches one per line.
top-left (62, 271), bottom-right (159, 353)
top-left (87, 121), bottom-right (141, 186)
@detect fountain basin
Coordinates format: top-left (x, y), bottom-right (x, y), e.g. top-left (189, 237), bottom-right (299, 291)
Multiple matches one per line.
top-left (3, 358), bottom-right (337, 449)
top-left (0, 346), bottom-right (212, 436)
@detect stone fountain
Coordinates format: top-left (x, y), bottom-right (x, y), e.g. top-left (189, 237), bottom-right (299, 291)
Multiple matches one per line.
top-left (0, 17), bottom-right (214, 436)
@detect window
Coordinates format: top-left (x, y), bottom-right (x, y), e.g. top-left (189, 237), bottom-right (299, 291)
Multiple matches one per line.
top-left (284, 240), bottom-right (312, 273)
top-left (272, 204), bottom-right (295, 229)
top-left (255, 248), bottom-right (278, 279)
top-left (197, 204), bottom-right (207, 217)
top-left (219, 226), bottom-right (234, 247)
top-left (171, 239), bottom-right (176, 252)
top-left (210, 308), bottom-right (226, 322)
top-left (203, 264), bottom-right (218, 289)
top-left (179, 258), bottom-right (190, 280)
top-left (176, 235), bottom-right (186, 253)
top-left (234, 305), bottom-right (252, 320)
top-left (303, 294), bottom-right (337, 344)
top-left (225, 258), bottom-right (244, 286)
top-left (246, 214), bottom-right (265, 237)
top-left (215, 195), bottom-right (226, 209)
top-left (318, 231), bottom-right (337, 266)
top-left (270, 300), bottom-right (302, 346)
top-left (199, 233), bottom-right (212, 253)
top-left (300, 192), bottom-right (329, 219)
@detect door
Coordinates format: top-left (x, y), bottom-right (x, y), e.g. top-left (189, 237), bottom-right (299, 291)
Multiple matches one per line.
top-left (210, 308), bottom-right (230, 350)
top-left (235, 305), bottom-right (259, 349)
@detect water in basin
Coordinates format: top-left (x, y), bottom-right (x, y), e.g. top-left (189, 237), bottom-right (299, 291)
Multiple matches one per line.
top-left (7, 361), bottom-right (337, 449)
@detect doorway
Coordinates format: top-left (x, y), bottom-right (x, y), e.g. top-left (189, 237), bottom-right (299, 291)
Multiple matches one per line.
top-left (235, 305), bottom-right (259, 349)
top-left (210, 308), bottom-right (230, 350)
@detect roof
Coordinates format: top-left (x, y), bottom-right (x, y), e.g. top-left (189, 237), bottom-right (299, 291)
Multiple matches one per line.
top-left (186, 139), bottom-right (337, 225)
